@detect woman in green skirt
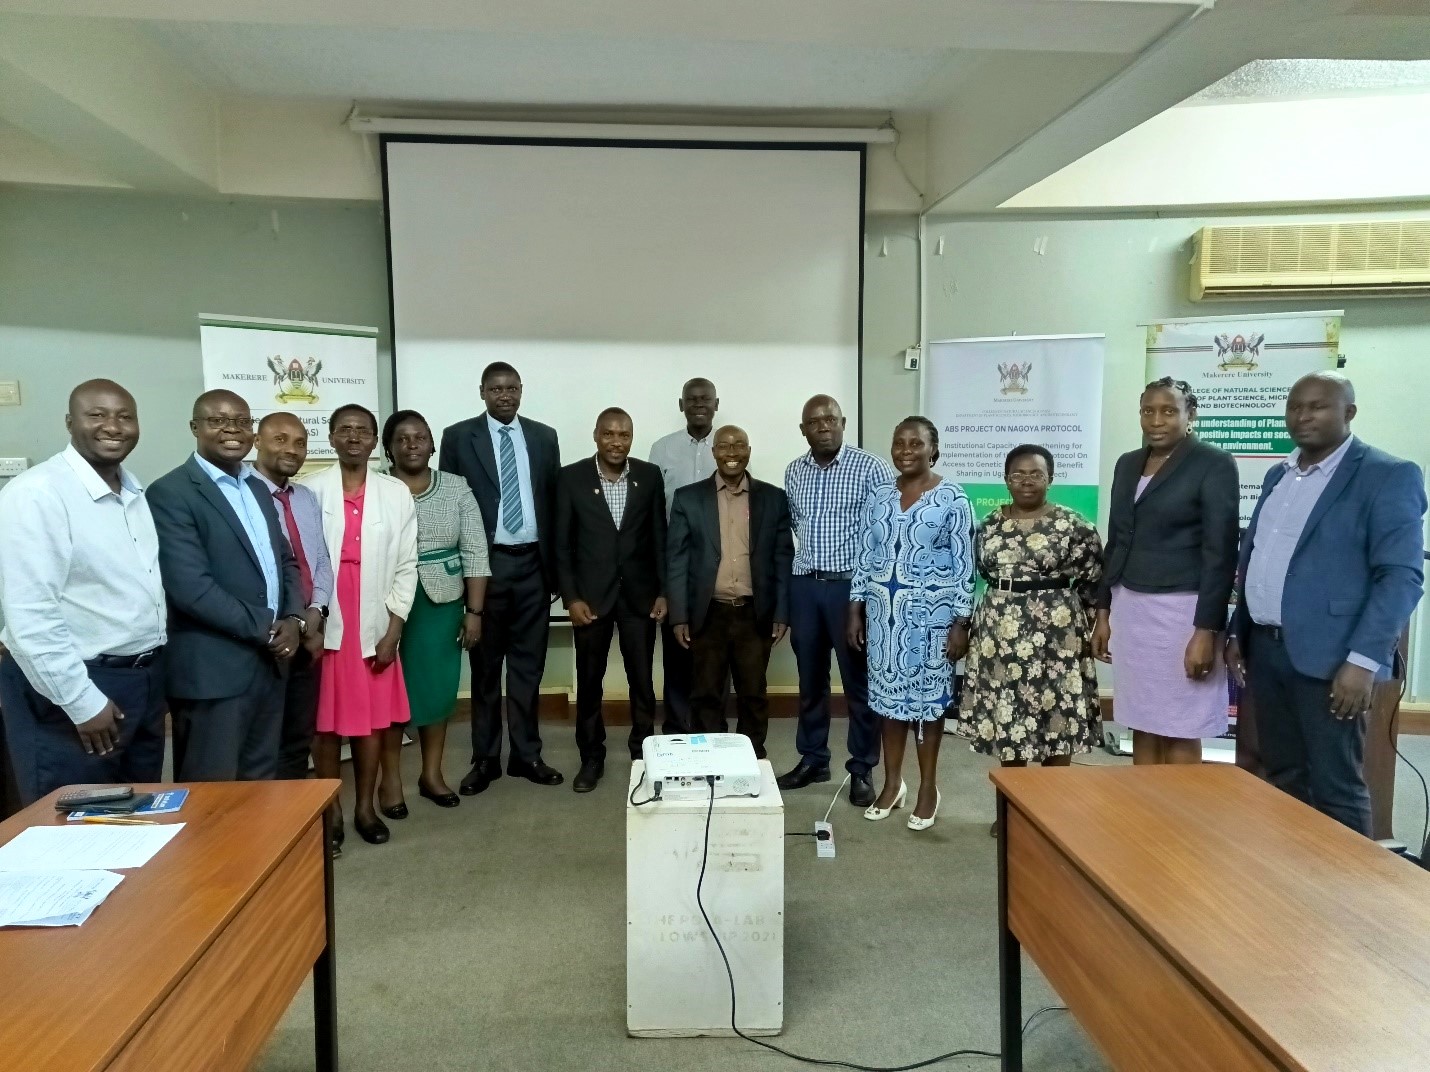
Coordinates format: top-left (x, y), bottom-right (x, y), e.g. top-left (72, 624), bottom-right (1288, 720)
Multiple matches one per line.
top-left (380, 410), bottom-right (489, 810)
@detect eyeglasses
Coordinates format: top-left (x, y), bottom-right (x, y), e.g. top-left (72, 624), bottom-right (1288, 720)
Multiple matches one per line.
top-left (200, 416), bottom-right (257, 432)
top-left (1007, 472), bottom-right (1049, 485)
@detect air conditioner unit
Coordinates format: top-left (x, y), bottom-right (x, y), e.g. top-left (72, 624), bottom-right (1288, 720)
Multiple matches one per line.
top-left (1190, 221), bottom-right (1430, 301)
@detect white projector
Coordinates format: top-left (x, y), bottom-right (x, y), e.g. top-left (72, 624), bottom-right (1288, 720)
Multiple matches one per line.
top-left (640, 733), bottom-right (762, 801)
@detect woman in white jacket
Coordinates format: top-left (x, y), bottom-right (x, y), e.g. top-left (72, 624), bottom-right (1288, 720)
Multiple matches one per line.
top-left (305, 404), bottom-right (417, 853)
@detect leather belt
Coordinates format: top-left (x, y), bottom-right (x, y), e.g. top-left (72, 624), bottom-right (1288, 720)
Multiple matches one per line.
top-left (981, 574), bottom-right (1075, 594)
top-left (87, 647), bottom-right (163, 669)
top-left (492, 543), bottom-right (539, 556)
top-left (1252, 623), bottom-right (1285, 642)
top-left (712, 596), bottom-right (752, 608)
top-left (801, 570), bottom-right (853, 582)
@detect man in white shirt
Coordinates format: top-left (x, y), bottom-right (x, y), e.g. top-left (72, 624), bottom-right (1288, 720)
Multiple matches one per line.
top-left (648, 377), bottom-right (719, 732)
top-left (0, 380), bottom-right (168, 805)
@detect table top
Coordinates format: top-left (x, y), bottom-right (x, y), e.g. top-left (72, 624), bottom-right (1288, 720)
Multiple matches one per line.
top-left (991, 764), bottom-right (1430, 1072)
top-left (0, 779), bottom-right (338, 1072)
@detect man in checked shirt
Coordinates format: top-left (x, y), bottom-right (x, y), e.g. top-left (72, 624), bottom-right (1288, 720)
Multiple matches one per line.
top-left (777, 395), bottom-right (894, 808)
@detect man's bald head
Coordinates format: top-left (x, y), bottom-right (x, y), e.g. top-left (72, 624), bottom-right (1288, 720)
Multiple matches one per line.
top-left (799, 394), bottom-right (846, 460)
top-left (65, 379), bottom-right (140, 472)
top-left (254, 411), bottom-right (309, 483)
top-left (1292, 371), bottom-right (1356, 405)
top-left (258, 411), bottom-right (305, 435)
top-left (192, 389), bottom-right (247, 421)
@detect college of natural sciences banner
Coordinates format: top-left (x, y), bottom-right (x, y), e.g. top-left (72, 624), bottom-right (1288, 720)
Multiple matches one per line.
top-left (200, 315), bottom-right (381, 461)
top-left (923, 335), bottom-right (1104, 522)
top-left (1145, 311), bottom-right (1341, 525)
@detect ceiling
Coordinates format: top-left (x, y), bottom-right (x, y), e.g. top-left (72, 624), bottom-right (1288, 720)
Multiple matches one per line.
top-left (0, 0), bottom-right (1426, 212)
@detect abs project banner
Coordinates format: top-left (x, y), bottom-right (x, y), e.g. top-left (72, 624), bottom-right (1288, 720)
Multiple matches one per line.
top-left (1145, 310), bottom-right (1341, 525)
top-left (199, 315), bottom-right (381, 461)
top-left (923, 335), bottom-right (1104, 521)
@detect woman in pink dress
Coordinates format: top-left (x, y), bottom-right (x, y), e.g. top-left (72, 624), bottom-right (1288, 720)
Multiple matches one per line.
top-left (1091, 378), bottom-right (1240, 765)
top-left (304, 404), bottom-right (417, 852)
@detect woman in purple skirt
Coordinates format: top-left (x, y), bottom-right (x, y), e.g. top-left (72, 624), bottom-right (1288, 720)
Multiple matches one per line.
top-left (1091, 378), bottom-right (1240, 764)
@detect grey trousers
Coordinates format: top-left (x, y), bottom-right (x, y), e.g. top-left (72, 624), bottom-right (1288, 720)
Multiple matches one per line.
top-left (171, 661), bottom-right (286, 782)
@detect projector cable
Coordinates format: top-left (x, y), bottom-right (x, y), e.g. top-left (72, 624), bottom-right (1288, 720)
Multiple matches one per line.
top-left (694, 776), bottom-right (1064, 1069)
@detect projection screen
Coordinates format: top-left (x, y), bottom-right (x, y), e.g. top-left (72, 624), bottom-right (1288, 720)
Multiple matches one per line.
top-left (382, 138), bottom-right (864, 478)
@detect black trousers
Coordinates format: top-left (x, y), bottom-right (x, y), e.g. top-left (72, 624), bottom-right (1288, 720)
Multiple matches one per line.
top-left (276, 647), bottom-right (321, 780)
top-left (690, 601), bottom-right (773, 760)
top-left (788, 573), bottom-right (879, 775)
top-left (660, 621), bottom-right (694, 734)
top-left (1247, 625), bottom-right (1372, 836)
top-left (0, 651), bottom-right (166, 806)
top-left (574, 612), bottom-right (656, 762)
top-left (171, 659), bottom-right (285, 782)
top-left (469, 546), bottom-right (549, 766)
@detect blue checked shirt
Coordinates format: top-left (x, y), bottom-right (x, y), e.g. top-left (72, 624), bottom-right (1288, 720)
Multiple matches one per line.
top-left (784, 444), bottom-right (895, 574)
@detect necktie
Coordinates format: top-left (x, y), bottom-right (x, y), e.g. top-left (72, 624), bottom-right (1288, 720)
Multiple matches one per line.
top-left (498, 425), bottom-right (526, 536)
top-left (274, 486), bottom-right (315, 606)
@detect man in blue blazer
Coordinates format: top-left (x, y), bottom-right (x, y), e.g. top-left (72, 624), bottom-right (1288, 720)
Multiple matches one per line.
top-left (147, 390), bottom-right (305, 782)
top-left (1229, 372), bottom-right (1426, 835)
top-left (438, 361), bottom-right (564, 793)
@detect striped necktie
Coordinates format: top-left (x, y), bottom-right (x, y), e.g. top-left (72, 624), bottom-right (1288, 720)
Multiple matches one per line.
top-left (498, 425), bottom-right (525, 536)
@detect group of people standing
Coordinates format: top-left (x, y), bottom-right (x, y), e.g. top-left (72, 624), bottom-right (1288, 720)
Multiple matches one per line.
top-left (0, 365), bottom-right (1422, 854)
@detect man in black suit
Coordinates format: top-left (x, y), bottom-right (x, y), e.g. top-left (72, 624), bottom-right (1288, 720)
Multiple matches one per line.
top-left (667, 425), bottom-right (792, 759)
top-left (439, 361), bottom-right (564, 792)
top-left (555, 408), bottom-right (668, 792)
top-left (147, 390), bottom-right (305, 781)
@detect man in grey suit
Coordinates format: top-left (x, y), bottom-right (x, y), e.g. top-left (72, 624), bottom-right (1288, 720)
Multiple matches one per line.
top-left (147, 390), bottom-right (305, 781)
top-left (439, 362), bottom-right (564, 793)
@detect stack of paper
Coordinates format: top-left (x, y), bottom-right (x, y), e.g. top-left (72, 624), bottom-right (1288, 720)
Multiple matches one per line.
top-left (0, 871), bottom-right (126, 928)
top-left (0, 823), bottom-right (185, 929)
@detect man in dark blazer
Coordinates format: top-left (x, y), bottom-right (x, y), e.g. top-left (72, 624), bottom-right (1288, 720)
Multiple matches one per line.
top-left (438, 361), bottom-right (564, 792)
top-left (667, 425), bottom-right (792, 759)
top-left (147, 390), bottom-right (304, 781)
top-left (1229, 372), bottom-right (1426, 835)
top-left (555, 408), bottom-right (668, 792)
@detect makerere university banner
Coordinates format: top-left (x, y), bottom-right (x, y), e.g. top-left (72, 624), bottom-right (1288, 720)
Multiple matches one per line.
top-left (1145, 310), bottom-right (1341, 524)
top-left (923, 335), bottom-right (1104, 521)
top-left (199, 315), bottom-right (381, 461)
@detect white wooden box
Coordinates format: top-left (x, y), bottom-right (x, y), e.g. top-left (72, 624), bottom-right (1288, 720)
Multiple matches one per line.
top-left (626, 759), bottom-right (784, 1037)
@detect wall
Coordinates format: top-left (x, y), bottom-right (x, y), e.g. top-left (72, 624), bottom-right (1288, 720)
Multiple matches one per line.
top-left (923, 206), bottom-right (1430, 698)
top-left (0, 186), bottom-right (919, 695)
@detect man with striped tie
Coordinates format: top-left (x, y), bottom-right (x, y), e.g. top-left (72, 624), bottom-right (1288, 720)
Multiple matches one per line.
top-left (439, 362), bottom-right (564, 793)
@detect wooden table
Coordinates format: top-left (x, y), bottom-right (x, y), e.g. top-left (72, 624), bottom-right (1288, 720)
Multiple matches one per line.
top-left (0, 780), bottom-right (340, 1072)
top-left (991, 764), bottom-right (1430, 1072)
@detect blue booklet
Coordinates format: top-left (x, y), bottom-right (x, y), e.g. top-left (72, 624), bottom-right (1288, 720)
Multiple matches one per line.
top-left (66, 788), bottom-right (190, 821)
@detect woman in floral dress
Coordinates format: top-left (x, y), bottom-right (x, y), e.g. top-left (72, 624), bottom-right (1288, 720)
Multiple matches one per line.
top-left (957, 445), bottom-right (1103, 808)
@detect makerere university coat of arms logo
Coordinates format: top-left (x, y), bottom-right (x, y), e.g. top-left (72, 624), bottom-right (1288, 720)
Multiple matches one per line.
top-left (1213, 332), bottom-right (1264, 371)
top-left (997, 361), bottom-right (1032, 395)
top-left (266, 356), bottom-right (322, 404)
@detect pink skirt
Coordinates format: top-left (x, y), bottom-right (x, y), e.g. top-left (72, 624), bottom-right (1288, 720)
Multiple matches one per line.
top-left (315, 558), bottom-right (410, 737)
top-left (1109, 585), bottom-right (1227, 739)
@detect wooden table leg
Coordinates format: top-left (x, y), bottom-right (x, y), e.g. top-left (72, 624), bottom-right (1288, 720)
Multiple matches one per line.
top-left (314, 825), bottom-right (338, 1072)
top-left (997, 792), bottom-right (1022, 1072)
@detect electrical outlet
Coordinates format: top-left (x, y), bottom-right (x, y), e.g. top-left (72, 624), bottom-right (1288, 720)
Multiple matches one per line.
top-left (903, 347), bottom-right (921, 371)
top-left (0, 381), bottom-right (19, 407)
top-left (814, 820), bottom-right (835, 859)
top-left (0, 458), bottom-right (30, 478)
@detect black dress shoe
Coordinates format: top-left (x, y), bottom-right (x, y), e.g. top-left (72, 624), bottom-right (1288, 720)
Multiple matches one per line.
top-left (380, 800), bottom-right (409, 820)
top-left (327, 817), bottom-right (344, 859)
top-left (507, 757), bottom-right (564, 786)
top-left (849, 772), bottom-right (876, 808)
top-left (573, 759), bottom-right (604, 793)
top-left (418, 781), bottom-right (461, 808)
top-left (776, 762), bottom-right (831, 791)
top-left (459, 759), bottom-right (501, 796)
top-left (354, 815), bottom-right (390, 845)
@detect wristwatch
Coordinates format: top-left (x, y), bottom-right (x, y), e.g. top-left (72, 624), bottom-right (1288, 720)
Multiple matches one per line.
top-left (465, 606), bottom-right (484, 616)
top-left (285, 613), bottom-right (308, 636)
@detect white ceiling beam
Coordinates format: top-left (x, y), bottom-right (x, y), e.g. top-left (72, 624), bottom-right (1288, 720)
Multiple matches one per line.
top-left (0, 14), bottom-right (219, 193)
top-left (924, 0), bottom-right (1428, 213)
top-left (0, 1), bottom-right (1201, 53)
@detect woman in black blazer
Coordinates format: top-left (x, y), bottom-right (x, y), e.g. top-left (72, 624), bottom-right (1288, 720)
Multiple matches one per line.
top-left (1091, 378), bottom-right (1239, 765)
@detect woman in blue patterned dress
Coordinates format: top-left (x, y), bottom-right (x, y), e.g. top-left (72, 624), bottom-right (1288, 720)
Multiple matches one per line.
top-left (847, 417), bottom-right (975, 831)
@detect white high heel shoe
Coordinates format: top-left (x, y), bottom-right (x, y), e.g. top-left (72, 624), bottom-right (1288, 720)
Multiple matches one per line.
top-left (907, 790), bottom-right (942, 831)
top-left (863, 781), bottom-right (908, 821)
